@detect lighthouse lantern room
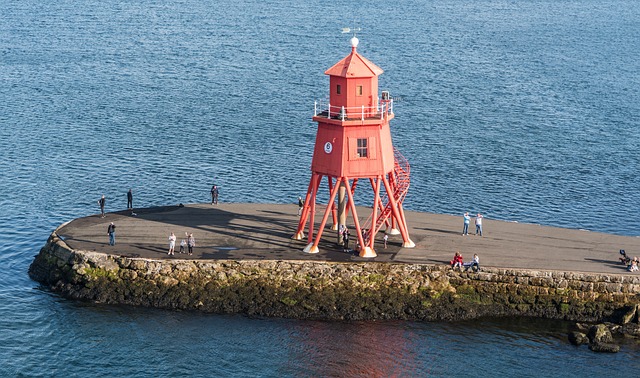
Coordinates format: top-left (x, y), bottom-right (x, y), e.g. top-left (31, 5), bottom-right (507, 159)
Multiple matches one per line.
top-left (294, 36), bottom-right (414, 257)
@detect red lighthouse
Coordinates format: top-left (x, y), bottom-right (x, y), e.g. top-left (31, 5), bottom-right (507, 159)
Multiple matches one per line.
top-left (294, 36), bottom-right (414, 257)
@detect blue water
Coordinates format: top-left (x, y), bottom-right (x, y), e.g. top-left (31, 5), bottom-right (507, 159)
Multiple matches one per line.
top-left (1, 0), bottom-right (639, 376)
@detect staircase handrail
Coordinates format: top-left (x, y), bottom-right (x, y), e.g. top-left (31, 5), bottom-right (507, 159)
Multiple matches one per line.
top-left (360, 147), bottom-right (411, 246)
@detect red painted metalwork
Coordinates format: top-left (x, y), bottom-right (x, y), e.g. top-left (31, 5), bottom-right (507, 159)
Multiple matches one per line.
top-left (294, 38), bottom-right (414, 256)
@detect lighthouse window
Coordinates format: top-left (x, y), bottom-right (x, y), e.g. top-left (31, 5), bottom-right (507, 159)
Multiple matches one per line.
top-left (357, 138), bottom-right (368, 158)
top-left (356, 85), bottom-right (363, 96)
top-left (337, 85), bottom-right (341, 95)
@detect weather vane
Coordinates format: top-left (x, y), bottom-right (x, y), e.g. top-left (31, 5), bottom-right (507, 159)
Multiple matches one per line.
top-left (341, 19), bottom-right (362, 37)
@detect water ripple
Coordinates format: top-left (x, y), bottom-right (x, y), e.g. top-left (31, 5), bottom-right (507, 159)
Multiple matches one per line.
top-left (1, 0), bottom-right (640, 376)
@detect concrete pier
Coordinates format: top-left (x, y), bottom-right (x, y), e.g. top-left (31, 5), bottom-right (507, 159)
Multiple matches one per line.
top-left (56, 203), bottom-right (640, 274)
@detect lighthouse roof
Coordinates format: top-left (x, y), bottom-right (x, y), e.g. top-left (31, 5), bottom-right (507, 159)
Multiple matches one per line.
top-left (324, 47), bottom-right (384, 78)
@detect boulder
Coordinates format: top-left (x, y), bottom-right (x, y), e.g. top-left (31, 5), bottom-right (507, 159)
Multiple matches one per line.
top-left (621, 323), bottom-right (640, 337)
top-left (588, 342), bottom-right (620, 353)
top-left (606, 323), bottom-right (621, 334)
top-left (568, 331), bottom-right (588, 346)
top-left (587, 324), bottom-right (613, 344)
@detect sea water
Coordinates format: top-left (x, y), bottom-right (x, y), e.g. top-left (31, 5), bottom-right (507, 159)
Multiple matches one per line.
top-left (1, 0), bottom-right (639, 376)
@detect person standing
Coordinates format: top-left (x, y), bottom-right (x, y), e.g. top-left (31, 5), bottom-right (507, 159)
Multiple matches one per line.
top-left (475, 213), bottom-right (483, 236)
top-left (127, 189), bottom-right (133, 210)
top-left (462, 212), bottom-right (470, 235)
top-left (107, 222), bottom-right (116, 246)
top-left (342, 229), bottom-right (350, 253)
top-left (211, 185), bottom-right (219, 205)
top-left (187, 233), bottom-right (195, 256)
top-left (383, 234), bottom-right (388, 249)
top-left (297, 196), bottom-right (304, 216)
top-left (98, 195), bottom-right (106, 218)
top-left (168, 232), bottom-right (176, 255)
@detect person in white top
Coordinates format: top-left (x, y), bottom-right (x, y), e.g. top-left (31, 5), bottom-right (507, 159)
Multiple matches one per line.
top-left (168, 232), bottom-right (176, 255)
top-left (465, 254), bottom-right (480, 272)
top-left (475, 213), bottom-right (483, 236)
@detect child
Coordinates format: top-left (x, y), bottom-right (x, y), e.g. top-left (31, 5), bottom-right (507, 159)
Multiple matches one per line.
top-left (179, 239), bottom-right (186, 254)
top-left (629, 259), bottom-right (639, 272)
top-left (451, 251), bottom-right (463, 270)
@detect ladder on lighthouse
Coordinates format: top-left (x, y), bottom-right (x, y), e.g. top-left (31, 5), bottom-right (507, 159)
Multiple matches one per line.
top-left (361, 147), bottom-right (411, 246)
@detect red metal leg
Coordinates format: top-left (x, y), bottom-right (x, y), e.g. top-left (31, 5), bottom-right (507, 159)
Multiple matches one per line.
top-left (311, 177), bottom-right (342, 249)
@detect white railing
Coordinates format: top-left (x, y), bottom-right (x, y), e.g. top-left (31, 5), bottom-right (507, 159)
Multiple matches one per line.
top-left (313, 99), bottom-right (394, 121)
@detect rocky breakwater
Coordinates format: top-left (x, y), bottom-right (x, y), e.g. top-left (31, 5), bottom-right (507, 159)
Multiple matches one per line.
top-left (30, 229), bottom-right (640, 324)
top-left (568, 304), bottom-right (640, 353)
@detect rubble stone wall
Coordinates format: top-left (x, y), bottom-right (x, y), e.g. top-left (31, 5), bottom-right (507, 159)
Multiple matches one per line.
top-left (29, 232), bottom-right (640, 322)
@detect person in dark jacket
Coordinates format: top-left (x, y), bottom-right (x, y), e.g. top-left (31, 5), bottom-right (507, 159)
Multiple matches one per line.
top-left (210, 185), bottom-right (219, 205)
top-left (98, 195), bottom-right (106, 218)
top-left (127, 189), bottom-right (133, 210)
top-left (107, 222), bottom-right (116, 246)
top-left (342, 229), bottom-right (350, 253)
top-left (297, 196), bottom-right (304, 216)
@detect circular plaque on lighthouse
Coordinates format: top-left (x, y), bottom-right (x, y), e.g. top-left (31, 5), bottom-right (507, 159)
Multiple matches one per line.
top-left (324, 142), bottom-right (333, 154)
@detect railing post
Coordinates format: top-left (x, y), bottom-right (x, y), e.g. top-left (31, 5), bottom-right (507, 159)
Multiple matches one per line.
top-left (341, 106), bottom-right (346, 121)
top-left (361, 105), bottom-right (365, 121)
top-left (390, 100), bottom-right (394, 115)
top-left (314, 101), bottom-right (317, 116)
top-left (381, 103), bottom-right (384, 120)
top-left (328, 103), bottom-right (331, 118)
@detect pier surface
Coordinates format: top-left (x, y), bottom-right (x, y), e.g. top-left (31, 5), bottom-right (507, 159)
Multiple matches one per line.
top-left (56, 203), bottom-right (640, 274)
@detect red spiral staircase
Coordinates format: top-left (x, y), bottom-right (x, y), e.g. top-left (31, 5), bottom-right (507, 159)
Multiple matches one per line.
top-left (361, 147), bottom-right (411, 246)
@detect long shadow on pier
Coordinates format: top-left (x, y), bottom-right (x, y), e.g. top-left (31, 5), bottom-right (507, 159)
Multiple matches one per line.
top-left (56, 203), bottom-right (640, 273)
top-left (59, 204), bottom-right (388, 263)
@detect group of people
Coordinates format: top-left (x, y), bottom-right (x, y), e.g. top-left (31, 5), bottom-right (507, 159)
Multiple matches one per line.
top-left (618, 250), bottom-right (638, 272)
top-left (97, 189), bottom-right (133, 246)
top-left (97, 183), bottom-right (223, 257)
top-left (450, 251), bottom-right (481, 272)
top-left (97, 189), bottom-right (134, 218)
top-left (99, 184), bottom-right (227, 256)
top-left (451, 211), bottom-right (486, 271)
top-left (462, 212), bottom-right (483, 236)
top-left (100, 184), bottom-right (221, 218)
top-left (337, 226), bottom-right (387, 252)
top-left (168, 232), bottom-right (196, 256)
